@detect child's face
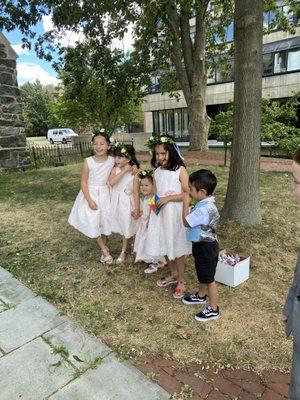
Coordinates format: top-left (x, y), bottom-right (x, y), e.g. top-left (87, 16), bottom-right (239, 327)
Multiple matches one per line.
top-left (140, 178), bottom-right (153, 197)
top-left (155, 144), bottom-right (169, 168)
top-left (93, 135), bottom-right (110, 156)
top-left (115, 155), bottom-right (130, 168)
top-left (189, 182), bottom-right (208, 201)
top-left (292, 161), bottom-right (300, 203)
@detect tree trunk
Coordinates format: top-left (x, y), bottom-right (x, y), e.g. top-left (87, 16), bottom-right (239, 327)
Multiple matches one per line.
top-left (222, 0), bottom-right (263, 226)
top-left (189, 90), bottom-right (210, 150)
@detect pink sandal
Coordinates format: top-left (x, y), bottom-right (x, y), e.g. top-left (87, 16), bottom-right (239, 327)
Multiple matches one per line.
top-left (144, 263), bottom-right (159, 274)
top-left (100, 253), bottom-right (113, 265)
top-left (173, 280), bottom-right (186, 299)
top-left (156, 276), bottom-right (178, 287)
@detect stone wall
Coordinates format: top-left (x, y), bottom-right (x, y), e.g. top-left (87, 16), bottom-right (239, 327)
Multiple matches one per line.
top-left (0, 33), bottom-right (28, 170)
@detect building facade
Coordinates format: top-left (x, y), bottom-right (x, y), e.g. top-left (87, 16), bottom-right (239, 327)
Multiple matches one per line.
top-left (142, 5), bottom-right (300, 140)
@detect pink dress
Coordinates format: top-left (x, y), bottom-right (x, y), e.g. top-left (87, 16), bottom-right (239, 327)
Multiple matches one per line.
top-left (134, 197), bottom-right (166, 264)
top-left (144, 167), bottom-right (192, 261)
top-left (110, 168), bottom-right (138, 238)
top-left (68, 156), bottom-right (114, 238)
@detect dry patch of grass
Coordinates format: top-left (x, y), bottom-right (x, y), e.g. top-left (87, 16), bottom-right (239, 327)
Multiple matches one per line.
top-left (0, 164), bottom-right (299, 372)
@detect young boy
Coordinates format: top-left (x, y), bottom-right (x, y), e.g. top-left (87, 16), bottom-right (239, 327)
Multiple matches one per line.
top-left (182, 169), bottom-right (220, 322)
top-left (281, 149), bottom-right (300, 400)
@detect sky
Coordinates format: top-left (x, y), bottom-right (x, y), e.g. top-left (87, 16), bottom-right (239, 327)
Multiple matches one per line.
top-left (3, 15), bottom-right (134, 87)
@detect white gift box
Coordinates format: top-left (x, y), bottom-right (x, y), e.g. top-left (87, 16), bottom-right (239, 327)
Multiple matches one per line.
top-left (215, 257), bottom-right (250, 287)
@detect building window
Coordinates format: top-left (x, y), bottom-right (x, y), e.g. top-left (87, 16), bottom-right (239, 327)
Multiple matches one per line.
top-left (263, 53), bottom-right (273, 75)
top-left (159, 111), bottom-right (165, 133)
top-left (174, 110), bottom-right (182, 138)
top-left (287, 49), bottom-right (300, 71)
top-left (182, 109), bottom-right (189, 136)
top-left (166, 109), bottom-right (174, 134)
top-left (274, 51), bottom-right (287, 73)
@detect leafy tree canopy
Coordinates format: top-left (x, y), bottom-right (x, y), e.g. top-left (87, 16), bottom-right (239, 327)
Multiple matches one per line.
top-left (209, 93), bottom-right (300, 156)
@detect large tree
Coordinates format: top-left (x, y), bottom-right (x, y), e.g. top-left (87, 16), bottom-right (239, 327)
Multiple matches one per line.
top-left (222, 0), bottom-right (263, 226)
top-left (0, 0), bottom-right (235, 150)
top-left (20, 80), bottom-right (53, 135)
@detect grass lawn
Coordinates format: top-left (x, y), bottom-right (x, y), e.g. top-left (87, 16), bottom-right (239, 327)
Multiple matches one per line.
top-left (26, 136), bottom-right (48, 146)
top-left (0, 163), bottom-right (299, 372)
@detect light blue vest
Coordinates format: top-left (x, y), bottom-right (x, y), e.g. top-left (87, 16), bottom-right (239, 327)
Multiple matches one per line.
top-left (186, 196), bottom-right (220, 242)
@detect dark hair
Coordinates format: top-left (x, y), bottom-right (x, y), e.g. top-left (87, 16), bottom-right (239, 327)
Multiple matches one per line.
top-left (140, 175), bottom-right (153, 184)
top-left (189, 169), bottom-right (217, 195)
top-left (91, 132), bottom-right (110, 146)
top-left (114, 144), bottom-right (140, 168)
top-left (293, 149), bottom-right (300, 165)
top-left (150, 135), bottom-right (185, 171)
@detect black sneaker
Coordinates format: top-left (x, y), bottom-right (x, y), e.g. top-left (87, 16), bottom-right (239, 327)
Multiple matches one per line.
top-left (182, 293), bottom-right (207, 305)
top-left (195, 306), bottom-right (220, 322)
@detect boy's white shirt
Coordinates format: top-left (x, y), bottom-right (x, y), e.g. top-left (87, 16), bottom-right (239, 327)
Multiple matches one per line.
top-left (185, 206), bottom-right (210, 228)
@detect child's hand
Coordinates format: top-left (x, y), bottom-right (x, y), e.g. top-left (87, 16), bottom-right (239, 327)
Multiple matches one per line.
top-left (156, 196), bottom-right (170, 207)
top-left (88, 200), bottom-right (98, 210)
top-left (281, 314), bottom-right (288, 325)
top-left (123, 164), bottom-right (132, 173)
top-left (131, 165), bottom-right (138, 175)
top-left (131, 209), bottom-right (140, 219)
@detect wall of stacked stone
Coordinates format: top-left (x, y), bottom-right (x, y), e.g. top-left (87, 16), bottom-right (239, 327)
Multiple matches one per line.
top-left (0, 39), bottom-right (29, 170)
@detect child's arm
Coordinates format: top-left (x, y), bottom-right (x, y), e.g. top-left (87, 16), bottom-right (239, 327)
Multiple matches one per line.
top-left (156, 167), bottom-right (189, 207)
top-left (182, 193), bottom-right (191, 227)
top-left (81, 160), bottom-right (97, 210)
top-left (108, 165), bottom-right (132, 186)
top-left (131, 176), bottom-right (140, 219)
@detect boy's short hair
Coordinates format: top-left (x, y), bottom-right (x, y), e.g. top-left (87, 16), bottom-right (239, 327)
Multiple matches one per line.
top-left (293, 149), bottom-right (300, 165)
top-left (189, 169), bottom-right (217, 195)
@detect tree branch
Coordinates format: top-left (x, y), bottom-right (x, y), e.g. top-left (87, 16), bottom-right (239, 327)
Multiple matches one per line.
top-left (180, 4), bottom-right (194, 88)
top-left (165, 2), bottom-right (191, 105)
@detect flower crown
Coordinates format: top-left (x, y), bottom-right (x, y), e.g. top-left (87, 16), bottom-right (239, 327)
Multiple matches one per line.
top-left (146, 134), bottom-right (175, 150)
top-left (92, 128), bottom-right (113, 142)
top-left (137, 169), bottom-right (153, 180)
top-left (111, 141), bottom-right (129, 157)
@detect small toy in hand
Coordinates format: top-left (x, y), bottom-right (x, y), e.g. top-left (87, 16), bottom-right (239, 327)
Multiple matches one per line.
top-left (148, 194), bottom-right (163, 215)
top-left (219, 250), bottom-right (240, 267)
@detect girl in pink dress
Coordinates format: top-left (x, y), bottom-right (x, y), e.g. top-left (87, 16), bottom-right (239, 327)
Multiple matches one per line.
top-left (68, 131), bottom-right (114, 264)
top-left (108, 143), bottom-right (140, 264)
top-left (144, 135), bottom-right (192, 299)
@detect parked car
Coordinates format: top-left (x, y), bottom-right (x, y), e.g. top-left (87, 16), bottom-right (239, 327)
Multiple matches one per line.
top-left (47, 128), bottom-right (78, 144)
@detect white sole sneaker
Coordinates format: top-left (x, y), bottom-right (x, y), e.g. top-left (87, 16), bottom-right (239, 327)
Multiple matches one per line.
top-left (194, 314), bottom-right (220, 322)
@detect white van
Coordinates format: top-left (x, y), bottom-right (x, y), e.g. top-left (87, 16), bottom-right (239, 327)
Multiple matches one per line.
top-left (47, 128), bottom-right (78, 144)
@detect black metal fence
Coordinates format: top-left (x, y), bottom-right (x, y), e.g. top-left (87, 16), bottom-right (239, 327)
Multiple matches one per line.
top-left (28, 139), bottom-right (134, 169)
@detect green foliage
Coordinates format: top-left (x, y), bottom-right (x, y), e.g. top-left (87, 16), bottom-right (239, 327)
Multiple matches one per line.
top-left (53, 43), bottom-right (142, 131)
top-left (20, 80), bottom-right (53, 135)
top-left (210, 93), bottom-right (300, 156)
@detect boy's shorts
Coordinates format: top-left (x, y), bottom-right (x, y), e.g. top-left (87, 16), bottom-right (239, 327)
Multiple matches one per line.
top-left (192, 241), bottom-right (218, 284)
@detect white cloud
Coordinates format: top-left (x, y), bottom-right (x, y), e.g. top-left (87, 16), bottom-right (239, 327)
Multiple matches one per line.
top-left (16, 62), bottom-right (59, 86)
top-left (11, 44), bottom-right (30, 56)
top-left (42, 15), bottom-right (85, 48)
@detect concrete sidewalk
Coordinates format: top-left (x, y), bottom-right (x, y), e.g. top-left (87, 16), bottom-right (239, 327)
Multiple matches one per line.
top-left (0, 267), bottom-right (169, 400)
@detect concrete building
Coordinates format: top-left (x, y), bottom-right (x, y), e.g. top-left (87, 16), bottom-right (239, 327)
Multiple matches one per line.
top-left (142, 5), bottom-right (300, 140)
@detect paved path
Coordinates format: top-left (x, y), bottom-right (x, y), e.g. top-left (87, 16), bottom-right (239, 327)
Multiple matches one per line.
top-left (135, 356), bottom-right (290, 399)
top-left (0, 267), bottom-right (169, 400)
